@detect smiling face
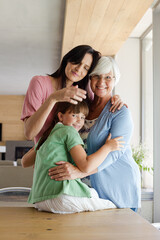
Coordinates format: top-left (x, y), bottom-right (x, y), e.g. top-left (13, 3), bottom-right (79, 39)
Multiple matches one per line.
top-left (58, 110), bottom-right (85, 131)
top-left (65, 53), bottom-right (93, 87)
top-left (90, 71), bottom-right (115, 98)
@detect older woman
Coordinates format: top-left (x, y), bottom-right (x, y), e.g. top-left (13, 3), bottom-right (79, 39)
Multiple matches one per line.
top-left (49, 56), bottom-right (141, 211)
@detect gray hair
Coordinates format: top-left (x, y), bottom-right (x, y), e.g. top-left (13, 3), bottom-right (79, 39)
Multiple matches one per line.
top-left (89, 56), bottom-right (121, 85)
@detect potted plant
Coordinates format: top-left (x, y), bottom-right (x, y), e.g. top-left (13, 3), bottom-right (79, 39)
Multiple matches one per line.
top-left (132, 144), bottom-right (153, 188)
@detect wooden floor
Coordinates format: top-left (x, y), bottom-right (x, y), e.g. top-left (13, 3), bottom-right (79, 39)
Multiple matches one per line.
top-left (0, 207), bottom-right (160, 240)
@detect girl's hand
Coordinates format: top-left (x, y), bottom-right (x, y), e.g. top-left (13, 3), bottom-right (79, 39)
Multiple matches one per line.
top-left (51, 86), bottom-right (87, 105)
top-left (110, 95), bottom-right (128, 112)
top-left (48, 161), bottom-right (84, 181)
top-left (105, 133), bottom-right (125, 151)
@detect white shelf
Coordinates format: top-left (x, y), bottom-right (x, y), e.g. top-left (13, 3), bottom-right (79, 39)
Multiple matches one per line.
top-left (141, 188), bottom-right (153, 201)
top-left (0, 146), bottom-right (6, 153)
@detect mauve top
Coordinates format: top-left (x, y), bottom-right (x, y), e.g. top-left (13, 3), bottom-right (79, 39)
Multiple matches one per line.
top-left (21, 75), bottom-right (57, 143)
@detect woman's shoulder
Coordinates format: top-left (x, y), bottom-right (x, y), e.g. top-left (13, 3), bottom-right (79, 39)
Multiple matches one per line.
top-left (118, 105), bottom-right (130, 114)
top-left (30, 75), bottom-right (51, 85)
top-left (29, 75), bottom-right (53, 95)
top-left (102, 101), bottom-right (130, 118)
top-left (111, 105), bottom-right (132, 123)
top-left (113, 105), bottom-right (131, 115)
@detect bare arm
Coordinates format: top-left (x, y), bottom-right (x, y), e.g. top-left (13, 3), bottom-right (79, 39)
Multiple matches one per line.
top-left (21, 147), bottom-right (36, 168)
top-left (70, 134), bottom-right (124, 173)
top-left (24, 86), bottom-right (87, 140)
top-left (24, 95), bottom-right (56, 140)
top-left (48, 161), bottom-right (97, 181)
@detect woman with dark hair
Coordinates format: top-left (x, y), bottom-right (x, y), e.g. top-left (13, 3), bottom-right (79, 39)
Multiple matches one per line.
top-left (21, 45), bottom-right (100, 143)
top-left (21, 45), bottom-right (123, 143)
top-left (50, 45), bottom-right (100, 89)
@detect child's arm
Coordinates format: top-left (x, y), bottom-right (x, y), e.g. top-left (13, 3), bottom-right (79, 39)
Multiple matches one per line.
top-left (70, 134), bottom-right (124, 173)
top-left (21, 147), bottom-right (36, 168)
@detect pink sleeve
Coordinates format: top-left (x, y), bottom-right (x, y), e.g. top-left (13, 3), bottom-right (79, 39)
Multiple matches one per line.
top-left (21, 76), bottom-right (44, 121)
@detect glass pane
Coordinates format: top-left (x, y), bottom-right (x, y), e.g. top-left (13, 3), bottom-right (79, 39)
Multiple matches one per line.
top-left (142, 30), bottom-right (153, 189)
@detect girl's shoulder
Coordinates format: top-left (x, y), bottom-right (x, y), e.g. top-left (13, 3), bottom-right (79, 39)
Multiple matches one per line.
top-left (50, 124), bottom-right (81, 145)
top-left (53, 123), bottom-right (78, 135)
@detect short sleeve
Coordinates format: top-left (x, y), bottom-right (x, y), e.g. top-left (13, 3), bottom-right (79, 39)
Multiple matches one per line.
top-left (65, 127), bottom-right (84, 152)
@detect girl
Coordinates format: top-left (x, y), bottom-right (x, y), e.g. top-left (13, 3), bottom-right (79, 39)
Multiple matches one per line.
top-left (22, 101), bottom-right (124, 214)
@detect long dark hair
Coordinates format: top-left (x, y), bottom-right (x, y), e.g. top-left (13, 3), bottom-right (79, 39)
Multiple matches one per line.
top-left (49, 45), bottom-right (101, 89)
top-left (37, 101), bottom-right (89, 150)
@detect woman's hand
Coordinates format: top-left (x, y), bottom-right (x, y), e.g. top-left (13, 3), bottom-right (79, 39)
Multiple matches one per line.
top-left (105, 133), bottom-right (125, 151)
top-left (24, 86), bottom-right (86, 140)
top-left (48, 161), bottom-right (86, 181)
top-left (110, 95), bottom-right (128, 112)
top-left (51, 86), bottom-right (87, 105)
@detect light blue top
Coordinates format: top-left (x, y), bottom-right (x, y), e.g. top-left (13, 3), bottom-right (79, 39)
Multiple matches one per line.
top-left (86, 100), bottom-right (141, 208)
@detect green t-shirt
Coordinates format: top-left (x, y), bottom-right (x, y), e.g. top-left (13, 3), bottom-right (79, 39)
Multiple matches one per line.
top-left (28, 123), bottom-right (91, 204)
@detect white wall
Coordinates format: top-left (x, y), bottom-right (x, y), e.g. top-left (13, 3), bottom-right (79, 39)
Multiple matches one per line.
top-left (116, 38), bottom-right (141, 146)
top-left (0, 0), bottom-right (65, 94)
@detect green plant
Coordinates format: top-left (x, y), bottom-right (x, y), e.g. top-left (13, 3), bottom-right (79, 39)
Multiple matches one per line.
top-left (132, 144), bottom-right (153, 173)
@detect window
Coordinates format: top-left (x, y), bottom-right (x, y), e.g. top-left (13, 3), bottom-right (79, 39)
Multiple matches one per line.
top-left (141, 29), bottom-right (153, 189)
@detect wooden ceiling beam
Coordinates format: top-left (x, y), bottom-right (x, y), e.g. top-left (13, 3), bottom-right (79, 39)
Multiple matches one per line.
top-left (62, 0), bottom-right (154, 56)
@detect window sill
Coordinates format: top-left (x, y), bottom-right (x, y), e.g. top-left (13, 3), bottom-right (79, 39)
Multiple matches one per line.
top-left (141, 188), bottom-right (153, 201)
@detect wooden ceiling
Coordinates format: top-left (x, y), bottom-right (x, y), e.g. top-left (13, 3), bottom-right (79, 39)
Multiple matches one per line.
top-left (62, 0), bottom-right (154, 56)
